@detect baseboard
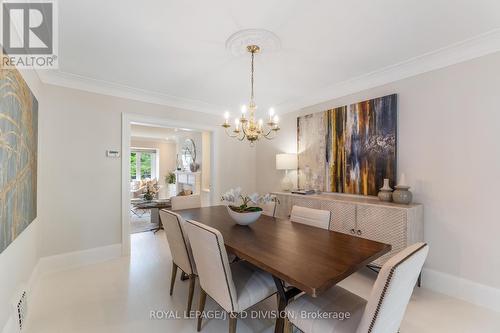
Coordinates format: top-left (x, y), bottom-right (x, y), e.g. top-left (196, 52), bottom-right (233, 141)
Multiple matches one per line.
top-left (2, 243), bottom-right (123, 333)
top-left (423, 268), bottom-right (500, 313)
top-left (35, 243), bottom-right (123, 278)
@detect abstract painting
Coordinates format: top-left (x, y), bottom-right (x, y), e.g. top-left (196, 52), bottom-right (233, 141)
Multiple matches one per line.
top-left (0, 61), bottom-right (38, 253)
top-left (298, 94), bottom-right (396, 196)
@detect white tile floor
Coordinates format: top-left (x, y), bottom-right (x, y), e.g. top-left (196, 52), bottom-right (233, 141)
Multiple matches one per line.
top-left (24, 231), bottom-right (500, 333)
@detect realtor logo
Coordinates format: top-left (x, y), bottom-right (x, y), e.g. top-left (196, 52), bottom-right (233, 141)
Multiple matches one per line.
top-left (1, 0), bottom-right (58, 68)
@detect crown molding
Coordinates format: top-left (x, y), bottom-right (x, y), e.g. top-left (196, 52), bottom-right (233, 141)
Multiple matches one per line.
top-left (276, 28), bottom-right (500, 113)
top-left (38, 29), bottom-right (500, 116)
top-left (37, 70), bottom-right (225, 115)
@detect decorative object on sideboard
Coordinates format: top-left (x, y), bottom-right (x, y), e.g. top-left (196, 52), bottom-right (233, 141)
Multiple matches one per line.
top-left (276, 153), bottom-right (297, 191)
top-left (392, 173), bottom-right (413, 204)
top-left (221, 44), bottom-right (280, 145)
top-left (221, 188), bottom-right (277, 225)
top-left (297, 94), bottom-right (397, 196)
top-left (378, 178), bottom-right (393, 202)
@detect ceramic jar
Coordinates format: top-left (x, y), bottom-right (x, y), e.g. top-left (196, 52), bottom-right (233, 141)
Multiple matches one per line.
top-left (377, 179), bottom-right (393, 202)
top-left (393, 185), bottom-right (413, 204)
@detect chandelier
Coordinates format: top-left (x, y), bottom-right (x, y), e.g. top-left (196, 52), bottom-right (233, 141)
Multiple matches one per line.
top-left (221, 45), bottom-right (280, 144)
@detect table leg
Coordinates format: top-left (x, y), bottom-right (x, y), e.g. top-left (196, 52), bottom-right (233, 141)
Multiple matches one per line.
top-left (273, 276), bottom-right (301, 333)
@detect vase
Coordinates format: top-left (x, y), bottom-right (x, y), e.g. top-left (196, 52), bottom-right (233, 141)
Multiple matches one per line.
top-left (393, 185), bottom-right (413, 204)
top-left (226, 206), bottom-right (262, 226)
top-left (377, 179), bottom-right (393, 202)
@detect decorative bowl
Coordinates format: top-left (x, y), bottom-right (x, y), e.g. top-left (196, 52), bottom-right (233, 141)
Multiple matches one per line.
top-left (226, 206), bottom-right (262, 225)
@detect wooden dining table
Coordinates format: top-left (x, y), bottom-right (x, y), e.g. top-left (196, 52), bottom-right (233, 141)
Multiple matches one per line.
top-left (175, 205), bottom-right (391, 333)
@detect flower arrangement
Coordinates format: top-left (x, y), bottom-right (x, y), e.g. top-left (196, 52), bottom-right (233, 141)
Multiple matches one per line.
top-left (143, 179), bottom-right (160, 201)
top-left (221, 187), bottom-right (277, 213)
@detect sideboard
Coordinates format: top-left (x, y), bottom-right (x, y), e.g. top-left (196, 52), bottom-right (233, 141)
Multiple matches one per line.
top-left (272, 191), bottom-right (424, 267)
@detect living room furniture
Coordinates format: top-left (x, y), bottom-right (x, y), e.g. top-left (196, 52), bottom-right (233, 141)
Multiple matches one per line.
top-left (174, 171), bottom-right (201, 194)
top-left (284, 243), bottom-right (429, 333)
top-left (185, 219), bottom-right (278, 333)
top-left (159, 210), bottom-right (198, 313)
top-left (272, 192), bottom-right (423, 268)
top-left (175, 205), bottom-right (391, 333)
top-left (171, 194), bottom-right (201, 210)
top-left (133, 199), bottom-right (171, 232)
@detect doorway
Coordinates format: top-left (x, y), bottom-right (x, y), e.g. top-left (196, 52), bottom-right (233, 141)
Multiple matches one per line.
top-left (121, 113), bottom-right (218, 255)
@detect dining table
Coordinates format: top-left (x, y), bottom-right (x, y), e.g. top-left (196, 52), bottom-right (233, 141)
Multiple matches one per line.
top-left (175, 205), bottom-right (391, 333)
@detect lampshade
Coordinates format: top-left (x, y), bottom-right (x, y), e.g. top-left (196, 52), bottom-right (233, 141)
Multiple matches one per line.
top-left (276, 153), bottom-right (297, 170)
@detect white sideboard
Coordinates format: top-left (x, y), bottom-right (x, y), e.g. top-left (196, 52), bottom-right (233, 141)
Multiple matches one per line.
top-left (272, 191), bottom-right (424, 267)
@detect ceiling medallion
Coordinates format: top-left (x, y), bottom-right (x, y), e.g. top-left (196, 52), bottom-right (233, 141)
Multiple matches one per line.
top-left (225, 29), bottom-right (281, 56)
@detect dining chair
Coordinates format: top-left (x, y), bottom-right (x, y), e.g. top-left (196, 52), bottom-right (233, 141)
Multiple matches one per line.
top-left (284, 242), bottom-right (429, 333)
top-left (159, 210), bottom-right (197, 313)
top-left (260, 201), bottom-right (277, 217)
top-left (184, 219), bottom-right (277, 333)
top-left (290, 205), bottom-right (331, 230)
top-left (171, 194), bottom-right (201, 210)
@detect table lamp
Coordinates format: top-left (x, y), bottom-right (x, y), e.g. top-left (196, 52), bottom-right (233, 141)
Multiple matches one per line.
top-left (276, 153), bottom-right (297, 191)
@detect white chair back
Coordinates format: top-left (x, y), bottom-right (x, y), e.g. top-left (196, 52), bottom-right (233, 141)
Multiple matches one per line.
top-left (171, 194), bottom-right (201, 210)
top-left (356, 242), bottom-right (429, 333)
top-left (260, 201), bottom-right (277, 217)
top-left (159, 210), bottom-right (196, 275)
top-left (290, 205), bottom-right (330, 230)
top-left (184, 219), bottom-right (238, 313)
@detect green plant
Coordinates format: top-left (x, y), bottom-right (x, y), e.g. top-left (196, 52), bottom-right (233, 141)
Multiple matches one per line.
top-left (166, 172), bottom-right (176, 184)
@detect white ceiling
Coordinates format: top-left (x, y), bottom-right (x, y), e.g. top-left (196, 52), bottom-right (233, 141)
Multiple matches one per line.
top-left (46, 0), bottom-right (500, 116)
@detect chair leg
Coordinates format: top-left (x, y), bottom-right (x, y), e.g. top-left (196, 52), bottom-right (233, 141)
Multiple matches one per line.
top-left (284, 316), bottom-right (293, 333)
top-left (228, 313), bottom-right (237, 333)
top-left (197, 288), bottom-right (207, 332)
top-left (187, 275), bottom-right (196, 314)
top-left (170, 262), bottom-right (178, 296)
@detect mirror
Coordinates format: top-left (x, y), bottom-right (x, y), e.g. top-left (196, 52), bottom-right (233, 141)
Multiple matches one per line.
top-left (181, 139), bottom-right (196, 170)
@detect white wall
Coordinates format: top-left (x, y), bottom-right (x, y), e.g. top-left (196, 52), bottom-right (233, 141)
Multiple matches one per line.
top-left (257, 52), bottom-right (500, 297)
top-left (0, 69), bottom-right (43, 331)
top-left (40, 84), bottom-right (256, 257)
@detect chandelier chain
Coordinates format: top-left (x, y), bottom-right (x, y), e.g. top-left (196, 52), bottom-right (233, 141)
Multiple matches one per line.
top-left (250, 50), bottom-right (254, 102)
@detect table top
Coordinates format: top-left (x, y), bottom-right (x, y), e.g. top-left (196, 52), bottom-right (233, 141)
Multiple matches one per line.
top-left (175, 205), bottom-right (391, 297)
top-left (134, 199), bottom-right (171, 209)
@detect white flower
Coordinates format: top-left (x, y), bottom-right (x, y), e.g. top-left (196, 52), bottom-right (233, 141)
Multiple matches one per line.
top-left (260, 193), bottom-right (275, 204)
top-left (222, 188), bottom-right (236, 203)
top-left (248, 193), bottom-right (260, 204)
top-left (233, 187), bottom-right (242, 200)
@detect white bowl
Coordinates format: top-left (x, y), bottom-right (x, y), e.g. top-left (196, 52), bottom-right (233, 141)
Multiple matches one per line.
top-left (226, 206), bottom-right (262, 225)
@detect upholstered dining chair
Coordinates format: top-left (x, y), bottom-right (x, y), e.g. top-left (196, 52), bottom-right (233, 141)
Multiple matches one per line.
top-left (184, 219), bottom-right (277, 333)
top-left (290, 205), bottom-right (331, 230)
top-left (159, 210), bottom-right (197, 313)
top-left (260, 201), bottom-right (277, 217)
top-left (284, 242), bottom-right (429, 333)
top-left (171, 194), bottom-right (201, 210)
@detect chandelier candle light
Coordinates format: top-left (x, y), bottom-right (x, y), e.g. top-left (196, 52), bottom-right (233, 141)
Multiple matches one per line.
top-left (222, 45), bottom-right (280, 144)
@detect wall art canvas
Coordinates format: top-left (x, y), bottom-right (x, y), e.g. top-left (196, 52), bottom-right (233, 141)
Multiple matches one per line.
top-left (298, 94), bottom-right (397, 196)
top-left (0, 62), bottom-right (38, 253)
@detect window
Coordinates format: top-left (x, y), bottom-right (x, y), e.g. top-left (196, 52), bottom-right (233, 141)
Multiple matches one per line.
top-left (130, 149), bottom-right (157, 180)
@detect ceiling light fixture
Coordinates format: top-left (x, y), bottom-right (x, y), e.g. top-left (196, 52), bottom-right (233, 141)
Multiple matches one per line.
top-left (221, 44), bottom-right (280, 145)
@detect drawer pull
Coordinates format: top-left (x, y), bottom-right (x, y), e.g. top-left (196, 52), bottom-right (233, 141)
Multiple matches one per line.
top-left (357, 230), bottom-right (362, 236)
top-left (350, 228), bottom-right (355, 234)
